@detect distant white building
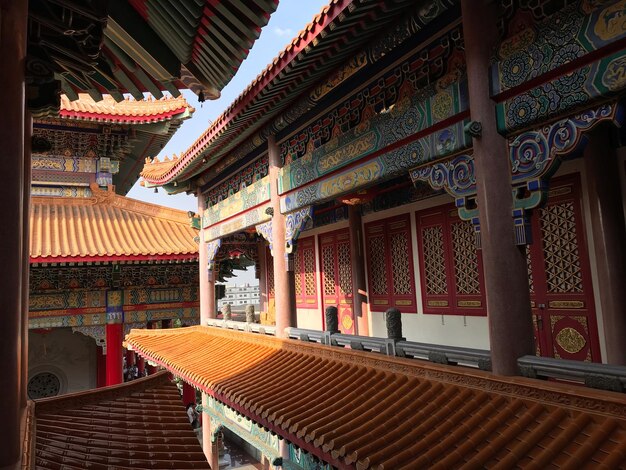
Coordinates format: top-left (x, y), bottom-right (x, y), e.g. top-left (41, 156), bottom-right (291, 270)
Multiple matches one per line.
top-left (218, 283), bottom-right (260, 312)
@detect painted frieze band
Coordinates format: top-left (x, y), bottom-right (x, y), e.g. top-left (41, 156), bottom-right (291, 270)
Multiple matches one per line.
top-left (492, 0), bottom-right (626, 132)
top-left (279, 80), bottom-right (469, 196)
top-left (280, 119), bottom-right (469, 214)
top-left (203, 204), bottom-right (272, 243)
top-left (202, 176), bottom-right (270, 227)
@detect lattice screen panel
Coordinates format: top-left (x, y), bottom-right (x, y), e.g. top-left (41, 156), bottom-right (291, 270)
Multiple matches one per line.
top-left (451, 221), bottom-right (480, 295)
top-left (304, 249), bottom-right (316, 296)
top-left (338, 242), bottom-right (353, 296)
top-left (294, 249), bottom-right (303, 296)
top-left (391, 231), bottom-right (412, 295)
top-left (368, 234), bottom-right (388, 296)
top-left (539, 201), bottom-right (583, 294)
top-left (422, 225), bottom-right (447, 295)
top-left (322, 245), bottom-right (336, 296)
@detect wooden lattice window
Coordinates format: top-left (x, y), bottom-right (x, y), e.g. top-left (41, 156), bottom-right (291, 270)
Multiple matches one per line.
top-left (295, 236), bottom-right (318, 308)
top-left (416, 205), bottom-right (486, 316)
top-left (365, 214), bottom-right (417, 313)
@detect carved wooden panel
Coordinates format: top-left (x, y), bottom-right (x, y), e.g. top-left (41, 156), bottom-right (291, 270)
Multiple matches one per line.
top-left (416, 206), bottom-right (486, 316)
top-left (295, 236), bottom-right (317, 309)
top-left (365, 214), bottom-right (417, 312)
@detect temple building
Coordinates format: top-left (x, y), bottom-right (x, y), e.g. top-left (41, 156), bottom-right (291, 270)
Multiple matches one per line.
top-left (1, 0), bottom-right (278, 467)
top-left (132, 0), bottom-right (626, 468)
top-left (27, 92), bottom-right (202, 397)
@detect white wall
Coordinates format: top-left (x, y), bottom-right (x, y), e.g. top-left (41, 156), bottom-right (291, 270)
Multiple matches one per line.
top-left (28, 327), bottom-right (97, 396)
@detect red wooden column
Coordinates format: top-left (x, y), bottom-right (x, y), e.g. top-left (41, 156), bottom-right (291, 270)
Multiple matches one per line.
top-left (198, 188), bottom-right (209, 323)
top-left (105, 324), bottom-right (124, 385)
top-left (198, 188), bottom-right (217, 322)
top-left (349, 206), bottom-right (369, 336)
top-left (204, 416), bottom-right (220, 469)
top-left (96, 346), bottom-right (107, 388)
top-left (136, 355), bottom-right (145, 377)
top-left (0, 0), bottom-right (28, 466)
top-left (182, 381), bottom-right (196, 406)
top-left (21, 111), bottom-right (31, 408)
top-left (268, 135), bottom-right (296, 336)
top-left (584, 130), bottom-right (626, 365)
top-left (257, 240), bottom-right (268, 314)
top-left (105, 291), bottom-right (124, 386)
top-left (461, 0), bottom-right (534, 375)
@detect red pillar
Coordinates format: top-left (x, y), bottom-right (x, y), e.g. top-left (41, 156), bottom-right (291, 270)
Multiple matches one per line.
top-left (268, 135), bottom-right (296, 336)
top-left (258, 240), bottom-right (268, 314)
top-left (349, 206), bottom-right (369, 336)
top-left (105, 323), bottom-right (123, 386)
top-left (461, 0), bottom-right (534, 375)
top-left (96, 346), bottom-right (107, 388)
top-left (0, 0), bottom-right (28, 466)
top-left (136, 355), bottom-right (145, 377)
top-left (105, 291), bottom-right (124, 386)
top-left (584, 130), bottom-right (626, 365)
top-left (125, 349), bottom-right (136, 366)
top-left (198, 188), bottom-right (216, 322)
top-left (182, 381), bottom-right (196, 406)
top-left (21, 111), bottom-right (31, 408)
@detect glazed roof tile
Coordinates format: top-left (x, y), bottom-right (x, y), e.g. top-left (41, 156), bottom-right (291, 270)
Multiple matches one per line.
top-left (126, 326), bottom-right (626, 470)
top-left (59, 94), bottom-right (194, 124)
top-left (30, 184), bottom-right (198, 263)
top-left (30, 372), bottom-right (209, 469)
top-left (140, 0), bottom-right (422, 189)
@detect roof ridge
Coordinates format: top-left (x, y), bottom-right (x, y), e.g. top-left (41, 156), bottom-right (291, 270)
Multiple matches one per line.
top-left (32, 371), bottom-right (171, 414)
top-left (31, 184), bottom-right (193, 224)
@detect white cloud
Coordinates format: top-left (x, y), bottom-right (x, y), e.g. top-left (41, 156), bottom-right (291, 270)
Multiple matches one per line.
top-left (274, 27), bottom-right (293, 37)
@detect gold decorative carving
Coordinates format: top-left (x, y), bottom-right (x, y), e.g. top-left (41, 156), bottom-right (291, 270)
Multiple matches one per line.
top-left (548, 300), bottom-right (584, 309)
top-left (547, 186), bottom-right (572, 198)
top-left (396, 300), bottom-right (413, 306)
top-left (373, 299), bottom-right (389, 305)
top-left (458, 300), bottom-right (481, 307)
top-left (427, 300), bottom-right (448, 307)
top-left (341, 314), bottom-right (353, 331)
top-left (555, 327), bottom-right (586, 354)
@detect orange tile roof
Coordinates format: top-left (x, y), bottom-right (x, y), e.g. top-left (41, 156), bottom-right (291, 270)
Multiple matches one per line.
top-left (30, 184), bottom-right (198, 262)
top-left (59, 94), bottom-right (194, 124)
top-left (30, 372), bottom-right (209, 469)
top-left (126, 326), bottom-right (626, 469)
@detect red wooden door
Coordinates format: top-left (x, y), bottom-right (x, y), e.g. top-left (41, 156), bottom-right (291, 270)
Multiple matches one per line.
top-left (527, 174), bottom-right (601, 362)
top-left (319, 229), bottom-right (355, 334)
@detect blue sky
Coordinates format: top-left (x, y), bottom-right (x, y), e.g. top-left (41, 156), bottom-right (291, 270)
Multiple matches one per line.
top-left (127, 0), bottom-right (329, 212)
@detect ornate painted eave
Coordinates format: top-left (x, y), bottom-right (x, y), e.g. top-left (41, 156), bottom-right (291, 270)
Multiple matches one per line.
top-left (126, 326), bottom-right (626, 469)
top-left (29, 372), bottom-right (209, 469)
top-left (29, 184), bottom-right (198, 263)
top-left (59, 93), bottom-right (195, 124)
top-left (33, 93), bottom-right (194, 195)
top-left (26, 0), bottom-right (278, 116)
top-left (140, 0), bottom-right (437, 190)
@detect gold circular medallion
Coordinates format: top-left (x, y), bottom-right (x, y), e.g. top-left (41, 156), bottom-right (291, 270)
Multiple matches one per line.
top-left (555, 327), bottom-right (586, 354)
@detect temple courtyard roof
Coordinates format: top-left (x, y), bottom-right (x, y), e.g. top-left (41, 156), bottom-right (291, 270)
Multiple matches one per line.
top-left (25, 372), bottom-right (208, 469)
top-left (30, 184), bottom-right (198, 263)
top-left (126, 326), bottom-right (626, 469)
